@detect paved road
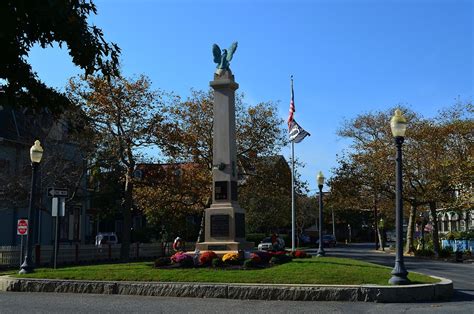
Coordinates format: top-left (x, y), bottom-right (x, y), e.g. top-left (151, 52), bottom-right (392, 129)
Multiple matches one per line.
top-left (313, 242), bottom-right (474, 301)
top-left (0, 243), bottom-right (472, 313)
top-left (0, 291), bottom-right (473, 314)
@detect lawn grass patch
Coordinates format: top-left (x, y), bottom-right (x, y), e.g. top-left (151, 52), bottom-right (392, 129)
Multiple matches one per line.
top-left (12, 256), bottom-right (439, 286)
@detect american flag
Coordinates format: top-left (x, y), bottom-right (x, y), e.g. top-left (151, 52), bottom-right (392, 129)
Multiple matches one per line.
top-left (287, 76), bottom-right (295, 129)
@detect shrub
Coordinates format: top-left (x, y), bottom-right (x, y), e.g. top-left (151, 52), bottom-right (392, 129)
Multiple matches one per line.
top-left (154, 257), bottom-right (171, 268)
top-left (246, 233), bottom-right (266, 247)
top-left (243, 259), bottom-right (255, 268)
top-left (446, 231), bottom-right (460, 241)
top-left (211, 257), bottom-right (222, 268)
top-left (199, 251), bottom-right (218, 266)
top-left (292, 250), bottom-right (309, 258)
top-left (270, 254), bottom-right (292, 264)
top-left (180, 257), bottom-right (194, 268)
top-left (171, 252), bottom-right (194, 267)
top-left (253, 251), bottom-right (271, 264)
top-left (222, 252), bottom-right (240, 264)
top-left (414, 249), bottom-right (434, 257)
top-left (249, 253), bottom-right (261, 264)
top-left (270, 250), bottom-right (288, 256)
top-left (439, 247), bottom-right (452, 258)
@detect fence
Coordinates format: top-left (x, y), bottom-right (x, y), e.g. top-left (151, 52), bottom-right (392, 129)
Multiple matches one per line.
top-left (0, 242), bottom-right (195, 268)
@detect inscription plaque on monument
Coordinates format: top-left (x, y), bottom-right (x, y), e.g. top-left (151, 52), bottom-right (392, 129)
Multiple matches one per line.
top-left (214, 181), bottom-right (228, 200)
top-left (211, 214), bottom-right (229, 237)
top-left (235, 213), bottom-right (245, 238)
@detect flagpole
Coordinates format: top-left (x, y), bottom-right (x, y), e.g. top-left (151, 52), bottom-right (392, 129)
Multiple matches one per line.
top-left (291, 140), bottom-right (295, 252)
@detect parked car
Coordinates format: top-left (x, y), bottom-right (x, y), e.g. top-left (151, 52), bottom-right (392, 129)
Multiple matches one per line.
top-left (299, 234), bottom-right (311, 244)
top-left (258, 236), bottom-right (285, 251)
top-left (95, 232), bottom-right (118, 246)
top-left (258, 237), bottom-right (273, 251)
top-left (316, 235), bottom-right (337, 247)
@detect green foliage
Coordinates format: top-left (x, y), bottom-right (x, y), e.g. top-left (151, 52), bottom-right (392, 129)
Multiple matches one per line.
top-left (414, 249), bottom-right (435, 257)
top-left (154, 257), bottom-right (171, 268)
top-left (179, 258), bottom-right (195, 268)
top-left (445, 231), bottom-right (460, 240)
top-left (243, 259), bottom-right (255, 268)
top-left (211, 258), bottom-right (223, 268)
top-left (439, 247), bottom-right (452, 258)
top-left (458, 231), bottom-right (474, 240)
top-left (246, 233), bottom-right (266, 246)
top-left (131, 227), bottom-right (155, 243)
top-left (270, 254), bottom-right (292, 265)
top-left (0, 0), bottom-right (120, 112)
top-left (16, 258), bottom-right (439, 285)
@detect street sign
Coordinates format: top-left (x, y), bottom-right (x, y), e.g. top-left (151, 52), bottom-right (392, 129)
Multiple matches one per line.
top-left (47, 187), bottom-right (68, 198)
top-left (51, 197), bottom-right (66, 217)
top-left (17, 219), bottom-right (28, 236)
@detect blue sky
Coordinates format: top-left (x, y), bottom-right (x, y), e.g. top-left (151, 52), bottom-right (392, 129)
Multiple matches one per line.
top-left (28, 0), bottom-right (473, 192)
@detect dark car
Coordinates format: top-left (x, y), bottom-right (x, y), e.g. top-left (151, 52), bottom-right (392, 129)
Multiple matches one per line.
top-left (316, 235), bottom-right (337, 247)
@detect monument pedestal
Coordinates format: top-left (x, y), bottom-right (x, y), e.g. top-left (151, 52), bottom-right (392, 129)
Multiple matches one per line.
top-left (196, 69), bottom-right (252, 252)
top-left (196, 203), bottom-right (253, 251)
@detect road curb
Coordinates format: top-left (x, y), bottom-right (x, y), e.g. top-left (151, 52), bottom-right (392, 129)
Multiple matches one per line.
top-left (0, 275), bottom-right (452, 303)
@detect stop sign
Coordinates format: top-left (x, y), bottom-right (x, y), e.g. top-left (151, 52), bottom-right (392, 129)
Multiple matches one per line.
top-left (17, 219), bottom-right (28, 236)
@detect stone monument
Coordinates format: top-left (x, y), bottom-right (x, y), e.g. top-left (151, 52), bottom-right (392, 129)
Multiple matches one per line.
top-left (196, 42), bottom-right (253, 252)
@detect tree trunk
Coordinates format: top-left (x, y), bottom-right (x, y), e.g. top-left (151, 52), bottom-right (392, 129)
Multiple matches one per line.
top-left (405, 203), bottom-right (417, 254)
top-left (120, 167), bottom-right (133, 261)
top-left (429, 201), bottom-right (441, 257)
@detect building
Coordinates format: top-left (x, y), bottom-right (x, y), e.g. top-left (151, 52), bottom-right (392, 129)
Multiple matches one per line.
top-left (0, 106), bottom-right (89, 246)
top-left (436, 209), bottom-right (474, 233)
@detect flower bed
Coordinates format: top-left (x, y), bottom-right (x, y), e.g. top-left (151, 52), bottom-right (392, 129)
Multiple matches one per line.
top-left (199, 251), bottom-right (218, 266)
top-left (154, 250), bottom-right (308, 270)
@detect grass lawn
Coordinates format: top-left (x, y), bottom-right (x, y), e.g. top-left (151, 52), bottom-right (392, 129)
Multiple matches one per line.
top-left (12, 257), bottom-right (438, 286)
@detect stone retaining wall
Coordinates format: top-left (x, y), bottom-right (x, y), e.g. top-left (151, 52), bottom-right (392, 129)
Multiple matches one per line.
top-left (0, 276), bottom-right (452, 303)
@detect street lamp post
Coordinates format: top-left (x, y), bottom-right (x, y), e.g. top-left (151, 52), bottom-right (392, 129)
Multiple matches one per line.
top-left (316, 171), bottom-right (326, 257)
top-left (389, 109), bottom-right (410, 285)
top-left (19, 140), bottom-right (43, 274)
top-left (379, 217), bottom-right (385, 251)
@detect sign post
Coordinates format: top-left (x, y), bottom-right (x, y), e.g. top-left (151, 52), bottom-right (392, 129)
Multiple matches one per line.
top-left (52, 197), bottom-right (66, 269)
top-left (17, 219), bottom-right (28, 267)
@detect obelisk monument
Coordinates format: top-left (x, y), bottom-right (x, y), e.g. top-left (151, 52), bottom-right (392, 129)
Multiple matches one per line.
top-left (196, 42), bottom-right (252, 251)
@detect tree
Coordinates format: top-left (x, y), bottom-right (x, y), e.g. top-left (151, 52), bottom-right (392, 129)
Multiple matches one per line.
top-left (335, 109), bottom-right (399, 247)
top-left (1, 0), bottom-right (120, 112)
top-left (134, 162), bottom-right (211, 240)
top-left (240, 156), bottom-right (292, 233)
top-left (67, 74), bottom-right (164, 260)
top-left (153, 89), bottom-right (288, 236)
top-left (331, 103), bottom-right (473, 255)
top-left (0, 105), bottom-right (96, 227)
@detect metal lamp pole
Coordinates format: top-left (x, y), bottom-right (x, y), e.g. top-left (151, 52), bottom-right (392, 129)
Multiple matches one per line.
top-left (379, 217), bottom-right (385, 251)
top-left (316, 171), bottom-right (325, 257)
top-left (20, 140), bottom-right (43, 274)
top-left (389, 110), bottom-right (410, 285)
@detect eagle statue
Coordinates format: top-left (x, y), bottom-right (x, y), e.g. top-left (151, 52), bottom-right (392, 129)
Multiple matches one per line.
top-left (212, 42), bottom-right (238, 75)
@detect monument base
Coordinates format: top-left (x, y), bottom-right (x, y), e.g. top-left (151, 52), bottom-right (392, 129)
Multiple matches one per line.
top-left (196, 202), bottom-right (254, 252)
top-left (195, 241), bottom-right (253, 252)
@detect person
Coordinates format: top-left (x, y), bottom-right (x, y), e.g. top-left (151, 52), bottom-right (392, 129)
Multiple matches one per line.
top-left (173, 236), bottom-right (184, 252)
top-left (271, 233), bottom-right (285, 251)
